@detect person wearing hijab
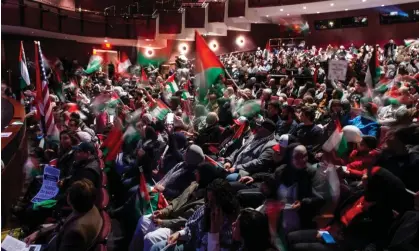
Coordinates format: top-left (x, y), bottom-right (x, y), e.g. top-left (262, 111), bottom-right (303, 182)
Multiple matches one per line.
top-left (287, 167), bottom-right (413, 251)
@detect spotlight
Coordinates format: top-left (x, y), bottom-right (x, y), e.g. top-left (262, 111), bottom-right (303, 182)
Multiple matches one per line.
top-left (178, 43), bottom-right (189, 54)
top-left (210, 40), bottom-right (218, 51)
top-left (105, 43), bottom-right (111, 48)
top-left (145, 48), bottom-right (154, 58)
top-left (236, 36), bottom-right (245, 47)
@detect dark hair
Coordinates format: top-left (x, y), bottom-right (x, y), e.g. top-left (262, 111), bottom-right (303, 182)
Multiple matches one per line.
top-left (144, 126), bottom-right (158, 141)
top-left (60, 130), bottom-right (81, 146)
top-left (197, 163), bottom-right (227, 188)
top-left (301, 106), bottom-right (316, 122)
top-left (68, 179), bottom-right (96, 213)
top-left (203, 179), bottom-right (240, 234)
top-left (239, 208), bottom-right (275, 251)
top-left (70, 112), bottom-right (81, 120)
top-left (69, 118), bottom-right (80, 127)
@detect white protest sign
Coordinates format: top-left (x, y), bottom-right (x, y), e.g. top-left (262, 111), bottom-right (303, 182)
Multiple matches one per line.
top-left (328, 60), bottom-right (348, 81)
top-left (31, 165), bottom-right (60, 203)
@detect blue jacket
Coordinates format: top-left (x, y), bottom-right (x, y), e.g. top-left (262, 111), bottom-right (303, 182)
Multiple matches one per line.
top-left (348, 115), bottom-right (379, 137)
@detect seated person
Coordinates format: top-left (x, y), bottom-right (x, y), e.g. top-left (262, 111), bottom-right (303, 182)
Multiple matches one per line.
top-left (287, 167), bottom-right (413, 251)
top-left (223, 119), bottom-right (277, 181)
top-left (218, 116), bottom-right (251, 159)
top-left (24, 179), bottom-right (103, 251)
top-left (153, 144), bottom-right (205, 200)
top-left (292, 106), bottom-right (323, 154)
top-left (129, 163), bottom-right (226, 251)
top-left (149, 179), bottom-right (240, 251)
top-left (195, 112), bottom-right (224, 156)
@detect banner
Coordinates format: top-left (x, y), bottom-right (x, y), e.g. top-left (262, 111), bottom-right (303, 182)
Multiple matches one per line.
top-left (31, 165), bottom-right (60, 203)
top-left (327, 60), bottom-right (348, 81)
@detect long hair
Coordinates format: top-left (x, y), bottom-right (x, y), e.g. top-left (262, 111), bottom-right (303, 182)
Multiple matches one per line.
top-left (239, 208), bottom-right (276, 251)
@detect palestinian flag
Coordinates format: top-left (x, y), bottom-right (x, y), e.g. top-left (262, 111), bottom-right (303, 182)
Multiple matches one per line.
top-left (263, 41), bottom-right (271, 59)
top-left (236, 100), bottom-right (262, 118)
top-left (404, 38), bottom-right (418, 48)
top-left (135, 169), bottom-right (169, 217)
top-left (165, 74), bottom-right (179, 93)
top-left (84, 55), bottom-right (103, 74)
top-left (149, 99), bottom-right (171, 121)
top-left (102, 124), bottom-right (124, 171)
top-left (108, 92), bottom-right (121, 108)
top-left (195, 30), bottom-right (225, 103)
top-left (205, 155), bottom-right (223, 168)
top-left (137, 41), bottom-right (173, 67)
top-left (19, 41), bottom-right (30, 92)
top-left (365, 46), bottom-right (380, 90)
top-left (118, 52), bottom-right (132, 74)
top-left (322, 120), bottom-right (348, 157)
top-left (123, 124), bottom-right (141, 145)
top-left (141, 68), bottom-right (148, 82)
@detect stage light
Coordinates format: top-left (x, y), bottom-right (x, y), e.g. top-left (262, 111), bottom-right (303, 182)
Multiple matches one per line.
top-left (105, 43), bottom-right (111, 48)
top-left (178, 43), bottom-right (189, 54)
top-left (210, 40), bottom-right (218, 51)
top-left (236, 36), bottom-right (245, 47)
top-left (145, 48), bottom-right (154, 58)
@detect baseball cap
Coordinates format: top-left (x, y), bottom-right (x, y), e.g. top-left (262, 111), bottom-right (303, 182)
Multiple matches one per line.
top-left (73, 142), bottom-right (96, 154)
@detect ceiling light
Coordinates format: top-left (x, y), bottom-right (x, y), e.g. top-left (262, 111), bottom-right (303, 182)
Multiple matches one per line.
top-left (104, 39), bottom-right (108, 43)
top-left (345, 8), bottom-right (348, 11)
top-left (287, 13), bottom-right (290, 16)
top-left (381, 4), bottom-right (385, 6)
top-left (362, 0), bottom-right (366, 2)
top-left (330, 3), bottom-right (334, 6)
top-left (317, 11), bottom-right (320, 14)
top-left (280, 8), bottom-right (283, 11)
top-left (266, 15), bottom-right (269, 17)
top-left (303, 6), bottom-right (306, 9)
top-left (236, 36), bottom-right (245, 47)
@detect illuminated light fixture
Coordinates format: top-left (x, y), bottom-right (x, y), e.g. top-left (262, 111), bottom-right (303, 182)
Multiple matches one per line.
top-left (210, 40), bottom-right (218, 51)
top-left (280, 8), bottom-right (283, 11)
top-left (105, 43), bottom-right (111, 48)
top-left (104, 39), bottom-right (108, 43)
top-left (145, 48), bottom-right (154, 58)
top-left (345, 8), bottom-right (348, 11)
top-left (93, 49), bottom-right (97, 55)
top-left (362, 0), bottom-right (366, 2)
top-left (178, 43), bottom-right (189, 54)
top-left (303, 6), bottom-right (307, 9)
top-left (330, 3), bottom-right (334, 6)
top-left (266, 15), bottom-right (269, 17)
top-left (317, 11), bottom-right (320, 14)
top-left (236, 36), bottom-right (245, 47)
top-left (329, 21), bottom-right (334, 27)
top-left (381, 4), bottom-right (385, 6)
top-left (287, 13), bottom-right (290, 16)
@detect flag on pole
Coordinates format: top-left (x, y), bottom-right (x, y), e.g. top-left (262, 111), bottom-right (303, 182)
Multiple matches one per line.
top-left (141, 68), bottom-right (148, 83)
top-left (149, 100), bottom-right (171, 121)
top-left (322, 120), bottom-right (348, 157)
top-left (19, 41), bottom-right (30, 89)
top-left (118, 52), bottom-right (132, 74)
top-left (84, 55), bottom-right (103, 74)
top-left (365, 46), bottom-right (380, 90)
top-left (263, 40), bottom-right (271, 59)
top-left (165, 74), bottom-right (179, 93)
top-left (34, 41), bottom-right (59, 140)
top-left (195, 30), bottom-right (225, 103)
top-left (102, 123), bottom-right (124, 170)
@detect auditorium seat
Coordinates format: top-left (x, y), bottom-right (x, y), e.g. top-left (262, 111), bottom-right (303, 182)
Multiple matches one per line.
top-left (94, 244), bottom-right (107, 251)
top-left (96, 211), bottom-right (112, 244)
top-left (101, 171), bottom-right (108, 188)
top-left (287, 98), bottom-right (294, 106)
top-left (96, 187), bottom-right (110, 210)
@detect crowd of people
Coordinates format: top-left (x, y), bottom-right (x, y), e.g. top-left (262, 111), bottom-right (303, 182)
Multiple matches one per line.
top-left (4, 38), bottom-right (419, 251)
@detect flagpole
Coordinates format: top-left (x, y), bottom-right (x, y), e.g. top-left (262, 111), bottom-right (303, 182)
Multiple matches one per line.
top-left (224, 70), bottom-right (240, 90)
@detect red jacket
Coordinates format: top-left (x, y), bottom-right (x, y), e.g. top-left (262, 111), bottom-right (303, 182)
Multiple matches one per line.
top-left (346, 149), bottom-right (380, 177)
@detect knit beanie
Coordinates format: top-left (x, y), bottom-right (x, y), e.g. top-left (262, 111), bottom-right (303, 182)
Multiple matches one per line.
top-left (261, 119), bottom-right (276, 133)
top-left (206, 112), bottom-right (219, 126)
top-left (185, 144), bottom-right (205, 166)
top-left (362, 135), bottom-right (378, 150)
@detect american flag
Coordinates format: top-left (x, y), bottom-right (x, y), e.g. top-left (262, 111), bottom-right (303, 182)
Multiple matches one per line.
top-left (35, 41), bottom-right (58, 139)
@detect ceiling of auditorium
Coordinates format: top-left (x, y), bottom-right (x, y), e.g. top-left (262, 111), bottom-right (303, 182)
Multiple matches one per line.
top-left (254, 0), bottom-right (419, 18)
